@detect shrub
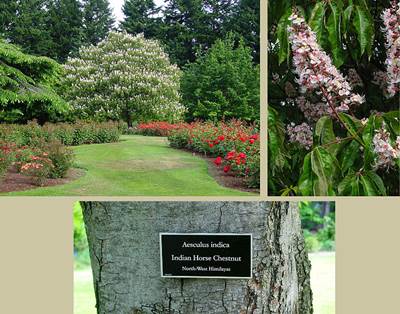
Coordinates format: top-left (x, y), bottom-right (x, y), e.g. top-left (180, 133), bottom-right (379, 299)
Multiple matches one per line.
top-left (0, 121), bottom-right (121, 146)
top-left (304, 230), bottom-right (321, 253)
top-left (181, 34), bottom-right (259, 122)
top-left (137, 121), bottom-right (188, 137)
top-left (0, 142), bottom-right (15, 179)
top-left (167, 120), bottom-right (260, 188)
top-left (42, 139), bottom-right (75, 179)
top-left (20, 153), bottom-right (54, 186)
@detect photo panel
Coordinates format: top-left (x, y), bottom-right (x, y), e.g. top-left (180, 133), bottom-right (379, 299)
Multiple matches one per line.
top-left (74, 201), bottom-right (335, 313)
top-left (267, 0), bottom-right (400, 196)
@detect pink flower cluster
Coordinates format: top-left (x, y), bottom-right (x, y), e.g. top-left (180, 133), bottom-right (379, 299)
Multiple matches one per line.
top-left (296, 96), bottom-right (327, 121)
top-left (286, 122), bottom-right (313, 150)
top-left (372, 123), bottom-right (400, 169)
top-left (382, 1), bottom-right (400, 97)
top-left (287, 12), bottom-right (365, 117)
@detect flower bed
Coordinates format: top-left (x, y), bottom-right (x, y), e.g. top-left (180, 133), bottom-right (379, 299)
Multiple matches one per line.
top-left (137, 120), bottom-right (260, 188)
top-left (0, 120), bottom-right (122, 186)
top-left (136, 121), bottom-right (188, 137)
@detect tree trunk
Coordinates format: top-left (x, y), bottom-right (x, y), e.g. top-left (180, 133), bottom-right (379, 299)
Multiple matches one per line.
top-left (81, 201), bottom-right (313, 314)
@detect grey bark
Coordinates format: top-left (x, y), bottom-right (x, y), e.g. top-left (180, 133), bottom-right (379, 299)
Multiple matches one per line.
top-left (81, 201), bottom-right (313, 314)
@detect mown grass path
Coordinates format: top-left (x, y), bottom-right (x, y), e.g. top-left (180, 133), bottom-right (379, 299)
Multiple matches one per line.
top-left (3, 135), bottom-right (253, 196)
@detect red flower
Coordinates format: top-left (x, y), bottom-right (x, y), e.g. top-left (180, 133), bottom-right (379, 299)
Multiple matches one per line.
top-left (226, 151), bottom-right (236, 160)
top-left (217, 135), bottom-right (225, 141)
top-left (238, 152), bottom-right (246, 159)
top-left (209, 143), bottom-right (214, 148)
top-left (249, 139), bottom-right (255, 144)
top-left (240, 137), bottom-right (246, 142)
top-left (223, 165), bottom-right (231, 173)
top-left (250, 134), bottom-right (258, 140)
top-left (214, 156), bottom-right (222, 166)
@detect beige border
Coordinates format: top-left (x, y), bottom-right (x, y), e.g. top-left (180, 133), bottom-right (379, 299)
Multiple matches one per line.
top-left (0, 1), bottom-right (400, 313)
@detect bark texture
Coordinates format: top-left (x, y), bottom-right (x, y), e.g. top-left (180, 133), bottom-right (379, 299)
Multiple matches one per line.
top-left (82, 201), bottom-right (313, 314)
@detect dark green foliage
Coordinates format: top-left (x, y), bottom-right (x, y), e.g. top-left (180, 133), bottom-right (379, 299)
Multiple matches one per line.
top-left (121, 0), bottom-right (259, 67)
top-left (0, 0), bottom-right (18, 36)
top-left (47, 0), bottom-right (84, 62)
top-left (8, 0), bottom-right (54, 57)
top-left (181, 35), bottom-right (259, 122)
top-left (228, 0), bottom-right (260, 63)
top-left (121, 0), bottom-right (160, 38)
top-left (0, 40), bottom-right (69, 123)
top-left (82, 0), bottom-right (115, 46)
top-left (1, 0), bottom-right (115, 62)
top-left (160, 0), bottom-right (237, 66)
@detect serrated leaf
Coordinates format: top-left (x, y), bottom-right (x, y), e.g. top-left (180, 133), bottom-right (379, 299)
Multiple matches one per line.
top-left (360, 173), bottom-right (378, 195)
top-left (366, 171), bottom-right (387, 196)
top-left (268, 107), bottom-right (287, 172)
top-left (353, 5), bottom-right (374, 57)
top-left (309, 2), bottom-right (326, 44)
top-left (340, 140), bottom-right (360, 174)
top-left (298, 152), bottom-right (314, 196)
top-left (338, 112), bottom-right (364, 145)
top-left (338, 171), bottom-right (356, 195)
top-left (342, 5), bottom-right (353, 38)
top-left (315, 116), bottom-right (336, 144)
top-left (277, 8), bottom-right (292, 65)
top-left (327, 2), bottom-right (344, 67)
top-left (311, 146), bottom-right (339, 195)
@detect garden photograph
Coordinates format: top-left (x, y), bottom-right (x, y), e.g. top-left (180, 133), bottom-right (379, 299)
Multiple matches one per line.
top-left (268, 0), bottom-right (400, 196)
top-left (0, 0), bottom-right (260, 196)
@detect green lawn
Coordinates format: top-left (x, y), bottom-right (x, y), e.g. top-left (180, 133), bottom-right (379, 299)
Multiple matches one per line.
top-left (74, 252), bottom-right (335, 314)
top-left (3, 135), bottom-right (253, 196)
top-left (309, 252), bottom-right (336, 314)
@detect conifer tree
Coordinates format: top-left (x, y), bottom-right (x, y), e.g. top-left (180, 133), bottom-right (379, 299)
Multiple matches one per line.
top-left (8, 0), bottom-right (53, 56)
top-left (48, 0), bottom-right (83, 62)
top-left (0, 0), bottom-right (18, 36)
top-left (82, 0), bottom-right (115, 46)
top-left (120, 0), bottom-right (160, 38)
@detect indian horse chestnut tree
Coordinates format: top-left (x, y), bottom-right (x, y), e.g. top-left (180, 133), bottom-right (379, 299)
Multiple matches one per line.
top-left (61, 31), bottom-right (185, 127)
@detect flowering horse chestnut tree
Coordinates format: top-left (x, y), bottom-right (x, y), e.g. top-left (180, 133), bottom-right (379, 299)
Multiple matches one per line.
top-left (268, 1), bottom-right (400, 196)
top-left (62, 32), bottom-right (185, 127)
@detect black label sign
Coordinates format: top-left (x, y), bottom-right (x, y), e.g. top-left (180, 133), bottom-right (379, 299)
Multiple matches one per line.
top-left (160, 233), bottom-right (252, 278)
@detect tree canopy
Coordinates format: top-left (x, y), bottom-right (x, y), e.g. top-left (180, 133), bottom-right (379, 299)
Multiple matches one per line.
top-left (121, 0), bottom-right (259, 67)
top-left (181, 35), bottom-right (259, 122)
top-left (0, 40), bottom-right (69, 123)
top-left (62, 32), bottom-right (185, 126)
top-left (0, 0), bottom-right (114, 62)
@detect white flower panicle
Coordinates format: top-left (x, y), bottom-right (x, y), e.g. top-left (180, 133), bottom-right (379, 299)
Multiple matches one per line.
top-left (373, 123), bottom-right (400, 169)
top-left (287, 11), bottom-right (365, 118)
top-left (382, 1), bottom-right (400, 97)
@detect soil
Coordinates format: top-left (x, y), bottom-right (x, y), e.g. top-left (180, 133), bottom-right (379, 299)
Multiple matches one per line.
top-left (200, 154), bottom-right (259, 194)
top-left (0, 166), bottom-right (85, 193)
